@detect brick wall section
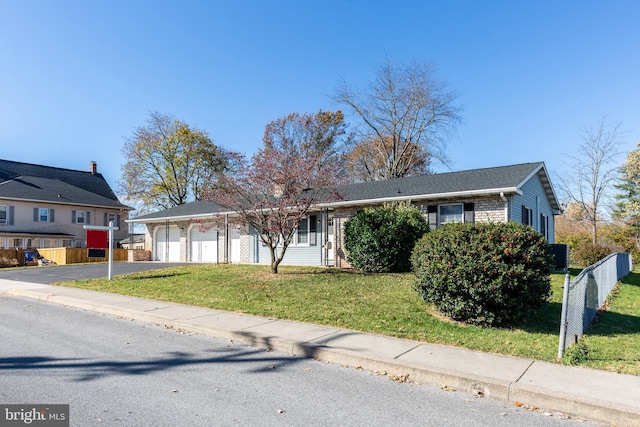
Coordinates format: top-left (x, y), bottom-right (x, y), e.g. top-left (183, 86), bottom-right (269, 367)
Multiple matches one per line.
top-left (239, 225), bottom-right (250, 264)
top-left (332, 196), bottom-right (508, 268)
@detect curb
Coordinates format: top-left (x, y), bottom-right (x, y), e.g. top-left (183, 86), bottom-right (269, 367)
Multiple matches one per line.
top-left (9, 285), bottom-right (640, 426)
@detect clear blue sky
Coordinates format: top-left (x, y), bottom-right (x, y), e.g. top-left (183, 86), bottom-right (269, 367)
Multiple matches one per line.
top-left (2, 0), bottom-right (639, 203)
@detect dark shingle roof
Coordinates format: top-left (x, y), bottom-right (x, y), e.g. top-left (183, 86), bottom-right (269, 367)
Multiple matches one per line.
top-left (130, 162), bottom-right (560, 222)
top-left (337, 162), bottom-right (548, 203)
top-left (132, 200), bottom-right (226, 222)
top-left (0, 159), bottom-right (130, 209)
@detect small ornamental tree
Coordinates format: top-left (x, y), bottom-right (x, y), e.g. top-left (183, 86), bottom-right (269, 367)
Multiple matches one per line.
top-left (411, 222), bottom-right (553, 327)
top-left (343, 203), bottom-right (429, 273)
top-left (203, 111), bottom-right (347, 274)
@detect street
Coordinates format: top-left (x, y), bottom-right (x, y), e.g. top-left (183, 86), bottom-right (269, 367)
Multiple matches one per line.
top-left (0, 296), bottom-right (598, 426)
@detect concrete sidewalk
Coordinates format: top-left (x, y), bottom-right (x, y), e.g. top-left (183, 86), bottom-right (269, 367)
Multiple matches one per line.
top-left (2, 279), bottom-right (639, 426)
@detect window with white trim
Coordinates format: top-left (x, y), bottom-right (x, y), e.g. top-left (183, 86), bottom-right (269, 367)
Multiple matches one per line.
top-left (39, 208), bottom-right (49, 222)
top-left (439, 204), bottom-right (464, 225)
top-left (292, 214), bottom-right (318, 246)
top-left (297, 217), bottom-right (309, 244)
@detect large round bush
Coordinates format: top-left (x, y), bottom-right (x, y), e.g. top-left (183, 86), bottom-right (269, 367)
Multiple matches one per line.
top-left (411, 222), bottom-right (553, 327)
top-left (344, 204), bottom-right (429, 273)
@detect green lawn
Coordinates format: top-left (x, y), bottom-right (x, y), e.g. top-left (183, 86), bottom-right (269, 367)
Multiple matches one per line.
top-left (56, 263), bottom-right (640, 376)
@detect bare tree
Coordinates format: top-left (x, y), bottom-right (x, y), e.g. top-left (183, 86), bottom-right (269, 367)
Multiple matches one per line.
top-left (333, 59), bottom-right (461, 181)
top-left (558, 117), bottom-right (626, 244)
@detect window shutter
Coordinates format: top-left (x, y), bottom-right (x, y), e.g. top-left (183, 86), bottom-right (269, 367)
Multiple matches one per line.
top-left (427, 205), bottom-right (437, 230)
top-left (104, 213), bottom-right (108, 226)
top-left (8, 206), bottom-right (14, 225)
top-left (521, 205), bottom-right (528, 225)
top-left (463, 203), bottom-right (475, 223)
top-left (116, 214), bottom-right (121, 227)
top-left (72, 210), bottom-right (76, 223)
top-left (33, 208), bottom-right (38, 222)
top-left (87, 212), bottom-right (91, 225)
top-left (50, 209), bottom-right (55, 223)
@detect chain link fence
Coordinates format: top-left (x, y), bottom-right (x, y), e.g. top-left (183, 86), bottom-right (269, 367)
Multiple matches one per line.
top-left (557, 252), bottom-right (633, 358)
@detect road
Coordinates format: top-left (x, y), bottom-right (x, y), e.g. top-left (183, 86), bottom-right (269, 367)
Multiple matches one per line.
top-left (0, 296), bottom-right (598, 427)
top-left (0, 262), bottom-right (191, 284)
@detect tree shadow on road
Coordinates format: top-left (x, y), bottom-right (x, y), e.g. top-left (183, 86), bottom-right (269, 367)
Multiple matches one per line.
top-left (0, 344), bottom-right (307, 382)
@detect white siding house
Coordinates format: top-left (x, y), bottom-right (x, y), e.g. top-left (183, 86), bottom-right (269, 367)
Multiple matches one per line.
top-left (129, 162), bottom-right (562, 267)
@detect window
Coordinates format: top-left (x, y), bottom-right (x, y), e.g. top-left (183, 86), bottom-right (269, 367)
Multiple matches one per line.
top-left (104, 212), bottom-right (119, 226)
top-left (439, 204), bottom-right (463, 225)
top-left (292, 215), bottom-right (318, 246)
top-left (540, 214), bottom-right (549, 240)
top-left (10, 238), bottom-right (23, 249)
top-left (73, 210), bottom-right (89, 224)
top-left (297, 218), bottom-right (309, 244)
top-left (522, 206), bottom-right (533, 226)
top-left (0, 206), bottom-right (6, 225)
top-left (34, 207), bottom-right (54, 222)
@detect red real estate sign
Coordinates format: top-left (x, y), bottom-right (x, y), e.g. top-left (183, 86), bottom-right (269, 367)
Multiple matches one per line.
top-left (86, 229), bottom-right (108, 249)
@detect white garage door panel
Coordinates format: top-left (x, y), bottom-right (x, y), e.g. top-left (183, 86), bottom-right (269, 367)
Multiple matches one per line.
top-left (190, 228), bottom-right (217, 262)
top-left (155, 225), bottom-right (181, 262)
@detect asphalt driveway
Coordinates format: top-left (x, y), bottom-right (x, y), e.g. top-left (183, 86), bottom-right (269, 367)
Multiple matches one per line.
top-left (0, 262), bottom-right (192, 284)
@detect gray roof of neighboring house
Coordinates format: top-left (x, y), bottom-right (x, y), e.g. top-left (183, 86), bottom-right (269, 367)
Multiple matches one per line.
top-left (129, 162), bottom-right (561, 223)
top-left (0, 159), bottom-right (130, 209)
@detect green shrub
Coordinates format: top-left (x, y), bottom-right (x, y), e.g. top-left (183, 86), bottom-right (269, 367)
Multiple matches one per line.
top-left (411, 222), bottom-right (553, 327)
top-left (572, 242), bottom-right (613, 267)
top-left (343, 203), bottom-right (429, 273)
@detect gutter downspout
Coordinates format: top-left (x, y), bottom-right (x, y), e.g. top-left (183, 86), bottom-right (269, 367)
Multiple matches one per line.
top-left (500, 192), bottom-right (509, 222)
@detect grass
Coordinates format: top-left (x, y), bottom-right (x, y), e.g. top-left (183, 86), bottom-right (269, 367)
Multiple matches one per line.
top-left (56, 263), bottom-right (640, 376)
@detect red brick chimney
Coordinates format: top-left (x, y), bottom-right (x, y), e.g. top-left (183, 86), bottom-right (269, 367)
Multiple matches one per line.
top-left (90, 161), bottom-right (97, 174)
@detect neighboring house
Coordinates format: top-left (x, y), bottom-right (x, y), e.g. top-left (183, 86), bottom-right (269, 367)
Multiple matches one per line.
top-left (0, 159), bottom-right (131, 249)
top-left (119, 233), bottom-right (146, 250)
top-left (128, 162), bottom-right (562, 267)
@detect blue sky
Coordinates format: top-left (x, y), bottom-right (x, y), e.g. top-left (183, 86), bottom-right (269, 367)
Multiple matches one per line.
top-left (1, 0), bottom-right (639, 203)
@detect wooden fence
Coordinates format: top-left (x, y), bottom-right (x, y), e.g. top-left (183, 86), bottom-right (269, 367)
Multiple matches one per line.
top-left (0, 248), bottom-right (26, 267)
top-left (0, 248), bottom-right (151, 268)
top-left (37, 248), bottom-right (129, 265)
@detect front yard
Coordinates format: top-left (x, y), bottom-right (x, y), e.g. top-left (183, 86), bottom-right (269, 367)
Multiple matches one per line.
top-left (57, 264), bottom-right (640, 376)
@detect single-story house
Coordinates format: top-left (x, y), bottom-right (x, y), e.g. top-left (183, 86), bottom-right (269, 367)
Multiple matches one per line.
top-left (129, 162), bottom-right (562, 267)
top-left (0, 159), bottom-right (131, 249)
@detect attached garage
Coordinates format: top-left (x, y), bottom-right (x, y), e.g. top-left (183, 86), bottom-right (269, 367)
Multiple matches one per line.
top-left (155, 225), bottom-right (180, 261)
top-left (190, 226), bottom-right (218, 262)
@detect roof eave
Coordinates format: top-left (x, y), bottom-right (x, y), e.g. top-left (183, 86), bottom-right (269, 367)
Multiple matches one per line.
top-left (0, 196), bottom-right (132, 210)
top-left (317, 187), bottom-right (522, 209)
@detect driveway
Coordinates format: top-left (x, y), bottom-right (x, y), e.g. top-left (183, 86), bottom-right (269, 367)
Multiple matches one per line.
top-left (0, 262), bottom-right (192, 284)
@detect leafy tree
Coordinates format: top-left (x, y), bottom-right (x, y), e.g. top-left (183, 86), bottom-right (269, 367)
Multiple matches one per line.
top-left (203, 111), bottom-right (346, 274)
top-left (613, 143), bottom-right (640, 250)
top-left (333, 58), bottom-right (461, 181)
top-left (120, 111), bottom-right (226, 213)
top-left (558, 117), bottom-right (626, 244)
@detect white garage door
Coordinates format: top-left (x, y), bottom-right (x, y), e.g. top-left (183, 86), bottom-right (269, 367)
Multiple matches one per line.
top-left (155, 225), bottom-right (180, 261)
top-left (190, 227), bottom-right (218, 262)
